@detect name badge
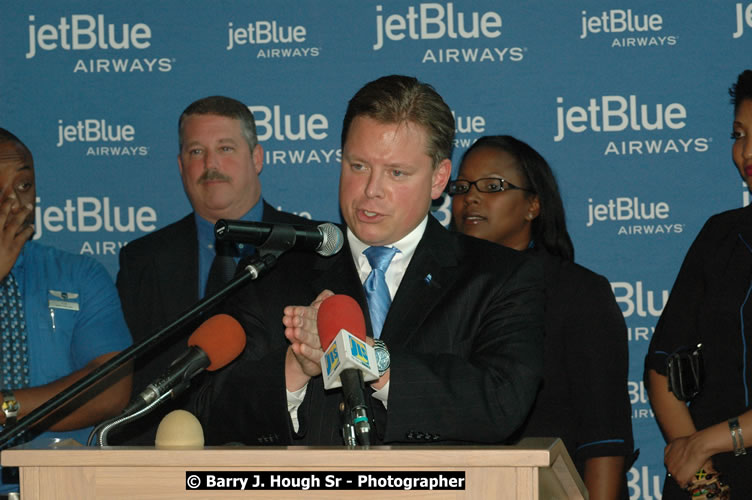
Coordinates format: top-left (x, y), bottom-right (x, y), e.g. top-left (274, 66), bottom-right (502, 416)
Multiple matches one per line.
top-left (48, 290), bottom-right (80, 311)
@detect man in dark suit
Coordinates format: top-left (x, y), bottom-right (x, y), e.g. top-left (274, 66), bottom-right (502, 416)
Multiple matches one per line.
top-left (198, 76), bottom-right (545, 446)
top-left (115, 96), bottom-right (311, 444)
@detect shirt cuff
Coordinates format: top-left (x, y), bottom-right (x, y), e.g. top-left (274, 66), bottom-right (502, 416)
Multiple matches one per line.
top-left (286, 385), bottom-right (308, 433)
top-left (370, 380), bottom-right (390, 409)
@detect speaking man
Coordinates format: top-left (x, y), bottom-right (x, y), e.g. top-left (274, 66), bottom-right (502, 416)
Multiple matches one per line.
top-left (0, 128), bottom-right (132, 491)
top-left (115, 96), bottom-right (312, 444)
top-left (197, 76), bottom-right (545, 446)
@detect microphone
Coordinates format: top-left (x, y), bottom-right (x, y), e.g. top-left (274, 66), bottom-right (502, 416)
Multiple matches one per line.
top-left (214, 220), bottom-right (344, 257)
top-left (128, 314), bottom-right (246, 412)
top-left (317, 295), bottom-right (379, 446)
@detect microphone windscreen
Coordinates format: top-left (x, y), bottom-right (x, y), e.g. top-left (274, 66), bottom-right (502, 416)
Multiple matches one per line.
top-left (155, 409), bottom-right (204, 449)
top-left (317, 294), bottom-right (367, 349)
top-left (187, 314), bottom-right (246, 371)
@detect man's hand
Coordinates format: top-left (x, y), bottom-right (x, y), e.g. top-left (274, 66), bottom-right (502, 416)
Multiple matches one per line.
top-left (0, 194), bottom-right (33, 279)
top-left (283, 289), bottom-right (334, 391)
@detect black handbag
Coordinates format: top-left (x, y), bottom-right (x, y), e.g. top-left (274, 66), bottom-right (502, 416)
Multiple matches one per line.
top-left (666, 343), bottom-right (703, 401)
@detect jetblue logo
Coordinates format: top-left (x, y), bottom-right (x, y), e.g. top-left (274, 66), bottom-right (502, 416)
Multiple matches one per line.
top-left (580, 9), bottom-right (662, 39)
top-left (26, 14), bottom-right (151, 59)
top-left (586, 197), bottom-right (684, 236)
top-left (586, 197), bottom-right (669, 227)
top-left (225, 20), bottom-right (320, 58)
top-left (372, 3), bottom-right (523, 65)
top-left (226, 20), bottom-right (306, 50)
top-left (57, 119), bottom-right (134, 146)
top-left (554, 95), bottom-right (687, 142)
top-left (34, 196), bottom-right (157, 238)
top-left (373, 3), bottom-right (502, 50)
top-left (579, 9), bottom-right (677, 48)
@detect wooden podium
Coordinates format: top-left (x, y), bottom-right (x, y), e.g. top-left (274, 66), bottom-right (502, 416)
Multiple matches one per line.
top-left (2, 437), bottom-right (586, 499)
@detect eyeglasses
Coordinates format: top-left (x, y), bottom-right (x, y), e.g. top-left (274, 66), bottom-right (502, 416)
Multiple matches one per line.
top-left (447, 177), bottom-right (535, 196)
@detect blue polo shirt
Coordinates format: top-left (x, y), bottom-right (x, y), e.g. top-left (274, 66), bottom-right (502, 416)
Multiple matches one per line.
top-left (1, 241), bottom-right (132, 492)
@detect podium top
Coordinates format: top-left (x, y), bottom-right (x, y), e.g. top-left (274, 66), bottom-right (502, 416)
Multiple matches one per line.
top-left (2, 437), bottom-right (567, 469)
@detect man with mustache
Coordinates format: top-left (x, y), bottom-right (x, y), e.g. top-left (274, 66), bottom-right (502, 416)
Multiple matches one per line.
top-left (0, 128), bottom-right (132, 493)
top-left (115, 96), bottom-right (311, 444)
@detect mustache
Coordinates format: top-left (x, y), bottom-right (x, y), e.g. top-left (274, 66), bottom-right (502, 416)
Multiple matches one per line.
top-left (198, 169), bottom-right (231, 183)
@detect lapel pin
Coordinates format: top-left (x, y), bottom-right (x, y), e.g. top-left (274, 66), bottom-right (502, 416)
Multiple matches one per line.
top-left (424, 274), bottom-right (432, 285)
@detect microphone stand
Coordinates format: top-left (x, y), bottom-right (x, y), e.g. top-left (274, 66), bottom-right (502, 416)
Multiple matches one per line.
top-left (0, 225), bottom-right (299, 449)
top-left (88, 391), bottom-right (172, 446)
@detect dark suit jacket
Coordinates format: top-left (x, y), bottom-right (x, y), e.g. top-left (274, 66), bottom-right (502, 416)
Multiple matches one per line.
top-left (114, 200), bottom-right (312, 444)
top-left (197, 216), bottom-right (545, 446)
top-left (511, 248), bottom-right (633, 486)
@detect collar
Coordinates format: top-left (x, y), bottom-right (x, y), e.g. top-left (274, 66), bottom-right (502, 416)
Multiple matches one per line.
top-left (194, 198), bottom-right (264, 251)
top-left (347, 216), bottom-right (428, 277)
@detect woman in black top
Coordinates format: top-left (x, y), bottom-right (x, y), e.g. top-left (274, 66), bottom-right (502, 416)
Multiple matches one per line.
top-left (450, 135), bottom-right (633, 499)
top-left (645, 70), bottom-right (752, 498)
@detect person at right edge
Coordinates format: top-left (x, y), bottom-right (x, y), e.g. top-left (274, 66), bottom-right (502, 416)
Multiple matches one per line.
top-left (645, 70), bottom-right (752, 498)
top-left (450, 135), bottom-right (634, 499)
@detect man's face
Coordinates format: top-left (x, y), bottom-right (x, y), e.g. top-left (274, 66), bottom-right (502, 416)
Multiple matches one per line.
top-left (178, 114), bottom-right (263, 223)
top-left (0, 141), bottom-right (36, 227)
top-left (339, 116), bottom-right (450, 246)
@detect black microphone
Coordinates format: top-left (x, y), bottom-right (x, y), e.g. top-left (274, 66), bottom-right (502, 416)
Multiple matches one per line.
top-left (214, 220), bottom-right (344, 257)
top-left (125, 314), bottom-right (246, 414)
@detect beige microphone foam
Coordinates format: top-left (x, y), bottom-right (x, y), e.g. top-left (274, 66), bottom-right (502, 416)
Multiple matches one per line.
top-left (154, 409), bottom-right (205, 449)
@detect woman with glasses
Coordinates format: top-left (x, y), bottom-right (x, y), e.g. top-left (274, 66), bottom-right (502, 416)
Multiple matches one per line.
top-left (450, 135), bottom-right (634, 500)
top-left (644, 71), bottom-right (752, 499)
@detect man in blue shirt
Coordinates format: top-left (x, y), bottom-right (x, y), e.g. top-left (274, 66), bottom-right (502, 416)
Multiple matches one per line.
top-left (0, 127), bottom-right (133, 492)
top-left (116, 96), bottom-right (312, 444)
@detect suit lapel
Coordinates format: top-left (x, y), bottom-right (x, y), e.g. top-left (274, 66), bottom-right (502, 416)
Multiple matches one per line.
top-left (380, 217), bottom-right (460, 347)
top-left (163, 215), bottom-right (200, 318)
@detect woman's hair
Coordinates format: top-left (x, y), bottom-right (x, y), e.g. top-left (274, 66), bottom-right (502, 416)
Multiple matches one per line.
top-left (730, 70), bottom-right (752, 114)
top-left (460, 135), bottom-right (574, 261)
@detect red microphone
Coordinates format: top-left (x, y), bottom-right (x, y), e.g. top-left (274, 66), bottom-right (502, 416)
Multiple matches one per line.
top-left (318, 294), bottom-right (367, 349)
top-left (317, 295), bottom-right (377, 446)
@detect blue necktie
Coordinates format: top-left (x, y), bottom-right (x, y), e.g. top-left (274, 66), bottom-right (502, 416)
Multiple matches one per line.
top-left (363, 246), bottom-right (399, 339)
top-left (0, 273), bottom-right (30, 389)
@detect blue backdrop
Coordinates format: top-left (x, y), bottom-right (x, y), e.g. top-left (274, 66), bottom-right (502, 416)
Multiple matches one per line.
top-left (2, 2), bottom-right (749, 497)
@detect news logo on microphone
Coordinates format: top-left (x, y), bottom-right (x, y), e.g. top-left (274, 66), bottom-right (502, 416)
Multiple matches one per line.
top-left (321, 329), bottom-right (379, 390)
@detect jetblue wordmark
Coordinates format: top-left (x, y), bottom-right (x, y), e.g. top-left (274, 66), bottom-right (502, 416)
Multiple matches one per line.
top-left (226, 21), bottom-right (306, 50)
top-left (580, 9), bottom-right (663, 39)
top-left (57, 119), bottom-right (134, 147)
top-left (373, 3), bottom-right (502, 50)
top-left (26, 14), bottom-right (151, 59)
top-left (554, 96), bottom-right (686, 142)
